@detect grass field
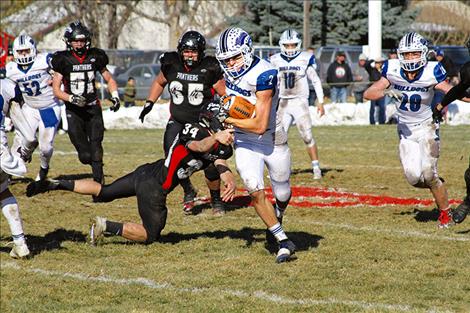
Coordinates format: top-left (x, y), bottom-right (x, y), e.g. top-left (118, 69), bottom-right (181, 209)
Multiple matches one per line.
top-left (1, 125), bottom-right (470, 313)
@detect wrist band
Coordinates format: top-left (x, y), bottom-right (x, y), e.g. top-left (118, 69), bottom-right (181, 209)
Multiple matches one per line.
top-left (215, 164), bottom-right (232, 174)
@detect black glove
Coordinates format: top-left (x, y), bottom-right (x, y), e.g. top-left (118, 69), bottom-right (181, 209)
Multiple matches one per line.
top-left (139, 100), bottom-right (154, 123)
top-left (109, 96), bottom-right (120, 112)
top-left (432, 105), bottom-right (443, 123)
top-left (70, 94), bottom-right (86, 107)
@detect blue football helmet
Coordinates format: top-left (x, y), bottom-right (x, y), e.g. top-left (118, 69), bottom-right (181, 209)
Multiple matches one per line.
top-left (215, 27), bottom-right (254, 79)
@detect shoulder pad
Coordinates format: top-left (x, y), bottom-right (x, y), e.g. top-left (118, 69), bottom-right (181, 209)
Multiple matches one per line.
top-left (160, 52), bottom-right (179, 65)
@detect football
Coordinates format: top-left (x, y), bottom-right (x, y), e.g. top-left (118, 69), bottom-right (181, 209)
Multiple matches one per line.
top-left (221, 95), bottom-right (255, 119)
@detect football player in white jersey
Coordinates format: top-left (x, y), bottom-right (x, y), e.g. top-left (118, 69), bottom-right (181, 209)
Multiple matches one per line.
top-left (216, 27), bottom-right (296, 263)
top-left (270, 29), bottom-right (325, 179)
top-left (6, 32), bottom-right (61, 181)
top-left (0, 78), bottom-right (30, 258)
top-left (364, 32), bottom-right (466, 228)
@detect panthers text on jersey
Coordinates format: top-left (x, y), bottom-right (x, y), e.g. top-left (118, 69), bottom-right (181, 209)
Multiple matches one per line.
top-left (161, 121), bottom-right (232, 192)
top-left (6, 53), bottom-right (59, 110)
top-left (382, 59), bottom-right (446, 124)
top-left (50, 48), bottom-right (109, 106)
top-left (224, 56), bottom-right (278, 149)
top-left (269, 51), bottom-right (317, 99)
top-left (161, 52), bottom-right (223, 123)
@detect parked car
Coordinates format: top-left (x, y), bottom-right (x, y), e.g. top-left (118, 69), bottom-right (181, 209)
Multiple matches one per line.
top-left (115, 63), bottom-right (170, 100)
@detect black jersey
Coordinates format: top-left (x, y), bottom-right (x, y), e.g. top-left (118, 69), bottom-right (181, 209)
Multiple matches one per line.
top-left (51, 48), bottom-right (109, 106)
top-left (160, 122), bottom-right (232, 192)
top-left (442, 62), bottom-right (470, 106)
top-left (160, 52), bottom-right (223, 123)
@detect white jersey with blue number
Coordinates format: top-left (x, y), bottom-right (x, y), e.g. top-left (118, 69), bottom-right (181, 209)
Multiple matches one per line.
top-left (269, 51), bottom-right (316, 99)
top-left (224, 56), bottom-right (278, 149)
top-left (6, 53), bottom-right (59, 110)
top-left (382, 59), bottom-right (446, 124)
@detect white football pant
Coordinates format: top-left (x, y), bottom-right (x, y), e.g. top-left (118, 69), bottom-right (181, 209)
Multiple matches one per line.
top-left (279, 98), bottom-right (316, 147)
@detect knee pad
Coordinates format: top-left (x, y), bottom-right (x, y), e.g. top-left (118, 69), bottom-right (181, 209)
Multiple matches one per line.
top-left (297, 117), bottom-right (315, 147)
top-left (271, 179), bottom-right (291, 202)
top-left (422, 169), bottom-right (441, 188)
top-left (242, 176), bottom-right (263, 194)
top-left (404, 170), bottom-right (424, 188)
top-left (204, 164), bottom-right (220, 182)
top-left (78, 151), bottom-right (92, 165)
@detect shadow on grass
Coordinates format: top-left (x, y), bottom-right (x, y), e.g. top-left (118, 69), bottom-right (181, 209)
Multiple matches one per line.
top-left (159, 227), bottom-right (323, 254)
top-left (396, 208), bottom-right (440, 223)
top-left (0, 228), bottom-right (86, 257)
top-left (291, 167), bottom-right (344, 176)
top-left (188, 195), bottom-right (252, 215)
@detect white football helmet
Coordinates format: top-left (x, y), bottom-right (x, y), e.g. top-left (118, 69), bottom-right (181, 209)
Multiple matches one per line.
top-left (279, 29), bottom-right (302, 58)
top-left (12, 32), bottom-right (37, 65)
top-left (397, 32), bottom-right (428, 71)
top-left (215, 27), bottom-right (254, 79)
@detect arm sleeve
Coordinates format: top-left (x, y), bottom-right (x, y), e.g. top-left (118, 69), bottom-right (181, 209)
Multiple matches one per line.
top-left (306, 66), bottom-right (324, 104)
top-left (441, 63), bottom-right (470, 107)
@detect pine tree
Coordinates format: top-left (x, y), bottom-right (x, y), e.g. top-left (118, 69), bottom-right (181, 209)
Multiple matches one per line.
top-left (230, 0), bottom-right (419, 48)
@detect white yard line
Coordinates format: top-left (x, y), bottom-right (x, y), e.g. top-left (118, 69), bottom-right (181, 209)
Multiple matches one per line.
top-left (1, 261), bottom-right (451, 313)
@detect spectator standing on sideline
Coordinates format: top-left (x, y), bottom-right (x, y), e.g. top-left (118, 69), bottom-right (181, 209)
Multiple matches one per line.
top-left (326, 51), bottom-right (352, 103)
top-left (388, 48), bottom-right (398, 60)
top-left (352, 53), bottom-right (369, 103)
top-left (124, 77), bottom-right (136, 107)
top-left (365, 55), bottom-right (386, 124)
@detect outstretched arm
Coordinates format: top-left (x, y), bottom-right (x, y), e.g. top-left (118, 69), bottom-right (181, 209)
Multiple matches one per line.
top-left (364, 77), bottom-right (391, 100)
top-left (214, 159), bottom-right (236, 202)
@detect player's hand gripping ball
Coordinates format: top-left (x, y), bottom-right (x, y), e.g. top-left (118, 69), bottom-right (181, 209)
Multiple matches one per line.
top-left (220, 95), bottom-right (255, 119)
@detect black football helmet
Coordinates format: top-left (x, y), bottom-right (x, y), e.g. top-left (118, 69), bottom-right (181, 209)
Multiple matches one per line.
top-left (63, 21), bottom-right (92, 56)
top-left (177, 30), bottom-right (206, 67)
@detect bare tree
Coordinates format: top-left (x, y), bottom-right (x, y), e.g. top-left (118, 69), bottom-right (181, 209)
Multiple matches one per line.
top-left (62, 0), bottom-right (140, 49)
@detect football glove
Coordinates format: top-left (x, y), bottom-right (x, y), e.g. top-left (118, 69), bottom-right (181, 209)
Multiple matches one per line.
top-left (216, 107), bottom-right (229, 123)
top-left (69, 94), bottom-right (87, 107)
top-left (139, 100), bottom-right (154, 123)
top-left (432, 106), bottom-right (444, 123)
top-left (384, 89), bottom-right (403, 102)
top-left (109, 96), bottom-right (120, 112)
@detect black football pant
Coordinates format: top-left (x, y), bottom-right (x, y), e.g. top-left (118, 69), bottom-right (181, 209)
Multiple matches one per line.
top-left (163, 118), bottom-right (219, 194)
top-left (66, 105), bottom-right (104, 183)
top-left (94, 160), bottom-right (168, 243)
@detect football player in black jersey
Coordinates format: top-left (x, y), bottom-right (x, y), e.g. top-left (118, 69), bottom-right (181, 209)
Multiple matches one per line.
top-left (433, 38), bottom-right (470, 224)
top-left (51, 21), bottom-right (120, 184)
top-left (26, 104), bottom-right (236, 244)
top-left (139, 30), bottom-right (228, 216)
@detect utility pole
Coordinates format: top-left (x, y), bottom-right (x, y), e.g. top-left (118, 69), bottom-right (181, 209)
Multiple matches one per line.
top-left (303, 0), bottom-right (311, 48)
top-left (368, 0), bottom-right (382, 60)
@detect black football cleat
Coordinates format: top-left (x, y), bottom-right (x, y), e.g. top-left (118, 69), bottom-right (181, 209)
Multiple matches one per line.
top-left (26, 179), bottom-right (59, 197)
top-left (452, 198), bottom-right (470, 224)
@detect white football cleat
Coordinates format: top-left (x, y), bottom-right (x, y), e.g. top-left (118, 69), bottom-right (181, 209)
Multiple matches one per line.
top-left (9, 242), bottom-right (30, 259)
top-left (89, 216), bottom-right (107, 246)
top-left (313, 167), bottom-right (322, 180)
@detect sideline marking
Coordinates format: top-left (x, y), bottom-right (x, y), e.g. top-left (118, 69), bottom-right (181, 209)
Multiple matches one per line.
top-left (1, 262), bottom-right (451, 313)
